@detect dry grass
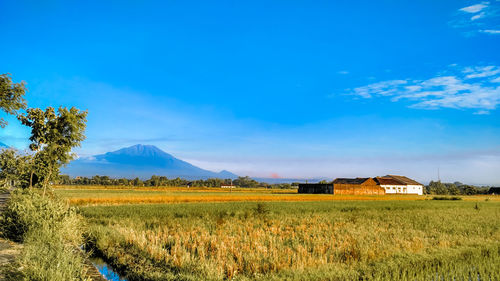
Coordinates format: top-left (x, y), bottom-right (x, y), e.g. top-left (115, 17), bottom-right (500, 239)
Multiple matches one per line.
top-left (56, 189), bottom-right (428, 206)
top-left (54, 186), bottom-right (500, 206)
top-left (83, 200), bottom-right (500, 280)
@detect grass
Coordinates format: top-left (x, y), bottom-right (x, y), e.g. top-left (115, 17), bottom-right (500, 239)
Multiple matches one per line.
top-left (77, 197), bottom-right (500, 280)
top-left (0, 189), bottom-right (90, 281)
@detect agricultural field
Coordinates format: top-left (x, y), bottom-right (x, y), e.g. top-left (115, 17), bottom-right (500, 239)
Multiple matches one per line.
top-left (56, 187), bottom-right (500, 281)
top-left (54, 185), bottom-right (496, 206)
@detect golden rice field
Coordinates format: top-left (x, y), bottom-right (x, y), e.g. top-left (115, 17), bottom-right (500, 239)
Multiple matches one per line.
top-left (55, 186), bottom-right (500, 280)
top-left (54, 185), bottom-right (498, 206)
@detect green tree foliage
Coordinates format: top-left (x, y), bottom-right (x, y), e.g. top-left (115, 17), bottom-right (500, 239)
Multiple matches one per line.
top-left (231, 176), bottom-right (259, 188)
top-left (0, 149), bottom-right (32, 188)
top-left (58, 175), bottom-right (295, 189)
top-left (18, 107), bottom-right (87, 190)
top-left (0, 73), bottom-right (27, 128)
top-left (426, 180), bottom-right (487, 195)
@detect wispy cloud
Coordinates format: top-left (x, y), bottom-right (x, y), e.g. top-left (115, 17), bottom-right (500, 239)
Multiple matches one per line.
top-left (463, 65), bottom-right (500, 78)
top-left (347, 65), bottom-right (500, 114)
top-left (452, 2), bottom-right (500, 35)
top-left (337, 70), bottom-right (349, 75)
top-left (459, 2), bottom-right (489, 13)
top-left (471, 12), bottom-right (486, 20)
top-left (480, 29), bottom-right (500, 33)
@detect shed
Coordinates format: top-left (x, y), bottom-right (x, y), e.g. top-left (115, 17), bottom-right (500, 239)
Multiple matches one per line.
top-left (332, 177), bottom-right (385, 195)
top-left (298, 183), bottom-right (333, 194)
top-left (488, 187), bottom-right (500, 195)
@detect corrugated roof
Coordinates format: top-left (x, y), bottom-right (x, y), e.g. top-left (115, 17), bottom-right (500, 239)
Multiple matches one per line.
top-left (386, 175), bottom-right (423, 186)
top-left (333, 178), bottom-right (370, 184)
top-left (375, 177), bottom-right (404, 185)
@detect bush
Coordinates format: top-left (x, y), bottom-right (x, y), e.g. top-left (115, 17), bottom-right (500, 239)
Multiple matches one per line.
top-left (0, 189), bottom-right (89, 280)
top-left (0, 189), bottom-right (81, 243)
top-left (432, 196), bottom-right (463, 201)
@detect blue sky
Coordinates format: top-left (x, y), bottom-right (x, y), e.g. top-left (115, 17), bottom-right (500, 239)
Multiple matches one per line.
top-left (1, 0), bottom-right (500, 184)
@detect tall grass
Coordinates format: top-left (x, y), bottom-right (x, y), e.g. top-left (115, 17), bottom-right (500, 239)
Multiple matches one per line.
top-left (82, 200), bottom-right (500, 280)
top-left (0, 189), bottom-right (90, 281)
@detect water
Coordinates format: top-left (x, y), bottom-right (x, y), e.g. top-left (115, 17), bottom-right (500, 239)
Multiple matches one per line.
top-left (89, 256), bottom-right (128, 281)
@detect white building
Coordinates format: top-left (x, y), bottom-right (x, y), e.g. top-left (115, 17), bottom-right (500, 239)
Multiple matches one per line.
top-left (376, 175), bottom-right (423, 195)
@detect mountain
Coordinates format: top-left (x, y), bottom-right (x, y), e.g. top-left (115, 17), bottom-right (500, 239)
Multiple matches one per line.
top-left (0, 141), bottom-right (9, 149)
top-left (63, 144), bottom-right (238, 180)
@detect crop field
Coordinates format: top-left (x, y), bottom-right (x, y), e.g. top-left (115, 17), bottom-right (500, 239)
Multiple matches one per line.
top-left (56, 187), bottom-right (500, 281)
top-left (54, 186), bottom-right (498, 206)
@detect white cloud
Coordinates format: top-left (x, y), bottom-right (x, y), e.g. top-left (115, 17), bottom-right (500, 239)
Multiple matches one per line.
top-left (460, 2), bottom-right (489, 13)
top-left (463, 66), bottom-right (500, 78)
top-left (474, 110), bottom-right (490, 115)
top-left (348, 65), bottom-right (500, 114)
top-left (471, 12), bottom-right (486, 20)
top-left (337, 70), bottom-right (349, 75)
top-left (452, 2), bottom-right (500, 35)
top-left (480, 29), bottom-right (500, 34)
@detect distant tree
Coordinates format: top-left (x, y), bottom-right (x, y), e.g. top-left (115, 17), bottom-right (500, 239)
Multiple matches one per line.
top-left (133, 177), bottom-right (143, 187)
top-left (0, 149), bottom-right (31, 188)
top-left (18, 107), bottom-right (87, 193)
top-left (427, 181), bottom-right (448, 195)
top-left (0, 73), bottom-right (27, 128)
top-left (233, 176), bottom-right (258, 188)
top-left (447, 184), bottom-right (460, 195)
top-left (57, 174), bottom-right (71, 185)
top-left (462, 185), bottom-right (479, 195)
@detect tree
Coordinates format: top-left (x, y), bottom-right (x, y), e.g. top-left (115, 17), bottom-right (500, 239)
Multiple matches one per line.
top-left (462, 185), bottom-right (478, 195)
top-left (427, 180), bottom-right (448, 195)
top-left (233, 176), bottom-right (258, 188)
top-left (18, 107), bottom-right (87, 193)
top-left (0, 149), bottom-right (31, 188)
top-left (0, 73), bottom-right (27, 128)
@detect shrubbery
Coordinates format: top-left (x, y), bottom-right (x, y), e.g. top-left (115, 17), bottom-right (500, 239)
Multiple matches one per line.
top-left (0, 189), bottom-right (89, 280)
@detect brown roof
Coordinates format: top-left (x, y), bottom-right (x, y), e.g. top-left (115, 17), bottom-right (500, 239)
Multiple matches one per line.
top-left (375, 177), bottom-right (404, 185)
top-left (333, 178), bottom-right (371, 184)
top-left (386, 175), bottom-right (422, 186)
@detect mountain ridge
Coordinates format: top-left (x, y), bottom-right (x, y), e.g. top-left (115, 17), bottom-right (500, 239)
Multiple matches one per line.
top-left (63, 144), bottom-right (238, 180)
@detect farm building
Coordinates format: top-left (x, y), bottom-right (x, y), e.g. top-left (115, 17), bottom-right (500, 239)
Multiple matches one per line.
top-left (298, 175), bottom-right (422, 195)
top-left (488, 187), bottom-right (500, 195)
top-left (298, 183), bottom-right (333, 194)
top-left (332, 177), bottom-right (385, 195)
top-left (375, 175), bottom-right (424, 195)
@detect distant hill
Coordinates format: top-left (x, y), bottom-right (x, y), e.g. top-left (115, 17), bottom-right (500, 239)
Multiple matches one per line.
top-left (63, 144), bottom-right (238, 180)
top-left (0, 141), bottom-right (9, 149)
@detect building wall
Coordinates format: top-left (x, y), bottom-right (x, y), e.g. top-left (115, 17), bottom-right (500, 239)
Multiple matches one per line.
top-left (381, 184), bottom-right (423, 195)
top-left (382, 184), bottom-right (423, 195)
top-left (407, 185), bottom-right (423, 195)
top-left (333, 180), bottom-right (385, 195)
top-left (298, 184), bottom-right (333, 194)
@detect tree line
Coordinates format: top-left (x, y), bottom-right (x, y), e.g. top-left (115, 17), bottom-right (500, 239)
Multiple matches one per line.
top-left (57, 175), bottom-right (296, 189)
top-left (425, 180), bottom-right (490, 195)
top-left (56, 174), bottom-right (492, 193)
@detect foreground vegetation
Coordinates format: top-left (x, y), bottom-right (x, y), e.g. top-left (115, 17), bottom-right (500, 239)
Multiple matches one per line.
top-left (80, 199), bottom-right (500, 280)
top-left (0, 189), bottom-right (89, 280)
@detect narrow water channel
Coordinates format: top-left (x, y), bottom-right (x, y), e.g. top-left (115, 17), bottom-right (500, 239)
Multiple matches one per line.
top-left (89, 256), bottom-right (128, 281)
